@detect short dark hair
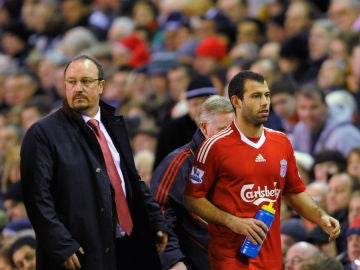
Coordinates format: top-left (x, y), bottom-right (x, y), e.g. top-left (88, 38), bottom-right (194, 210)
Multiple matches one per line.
top-left (296, 83), bottom-right (326, 104)
top-left (271, 77), bottom-right (298, 96)
top-left (8, 235), bottom-right (36, 267)
top-left (228, 70), bottom-right (265, 100)
top-left (64, 54), bottom-right (104, 80)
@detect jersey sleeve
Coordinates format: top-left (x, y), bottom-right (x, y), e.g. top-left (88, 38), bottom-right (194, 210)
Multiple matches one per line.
top-left (184, 139), bottom-right (218, 198)
top-left (283, 136), bottom-right (306, 194)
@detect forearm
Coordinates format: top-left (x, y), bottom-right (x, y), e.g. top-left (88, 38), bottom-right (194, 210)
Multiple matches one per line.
top-left (183, 195), bottom-right (234, 228)
top-left (284, 192), bottom-right (327, 224)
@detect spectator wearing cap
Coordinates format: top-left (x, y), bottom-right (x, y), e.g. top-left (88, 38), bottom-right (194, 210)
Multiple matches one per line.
top-left (338, 215), bottom-right (360, 270)
top-left (144, 52), bottom-right (179, 127)
top-left (307, 225), bottom-right (339, 258)
top-left (111, 33), bottom-right (151, 69)
top-left (193, 36), bottom-right (228, 76)
top-left (154, 74), bottom-right (217, 168)
top-left (311, 149), bottom-right (347, 183)
top-left (2, 181), bottom-right (28, 222)
top-left (281, 218), bottom-right (307, 258)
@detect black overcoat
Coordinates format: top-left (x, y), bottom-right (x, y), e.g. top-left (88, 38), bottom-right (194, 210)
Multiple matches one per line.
top-left (20, 101), bottom-right (168, 269)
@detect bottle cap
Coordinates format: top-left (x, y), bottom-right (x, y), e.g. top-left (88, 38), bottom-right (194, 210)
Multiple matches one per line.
top-left (261, 202), bottom-right (275, 214)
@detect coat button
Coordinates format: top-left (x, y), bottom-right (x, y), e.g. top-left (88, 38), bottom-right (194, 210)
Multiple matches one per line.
top-left (96, 168), bottom-right (101, 173)
top-left (105, 248), bottom-right (110, 253)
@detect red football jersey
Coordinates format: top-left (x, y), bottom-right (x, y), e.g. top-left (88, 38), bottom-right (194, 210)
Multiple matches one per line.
top-left (185, 121), bottom-right (306, 270)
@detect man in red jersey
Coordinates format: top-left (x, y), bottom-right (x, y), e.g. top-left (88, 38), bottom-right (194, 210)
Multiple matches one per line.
top-left (184, 70), bottom-right (341, 270)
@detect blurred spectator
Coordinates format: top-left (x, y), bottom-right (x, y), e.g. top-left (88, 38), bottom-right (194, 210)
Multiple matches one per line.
top-left (326, 90), bottom-right (358, 124)
top-left (156, 11), bottom-right (192, 53)
top-left (284, 241), bottom-right (321, 270)
top-left (303, 18), bottom-right (339, 86)
top-left (300, 252), bottom-right (344, 270)
top-left (154, 74), bottom-right (217, 168)
top-left (268, 77), bottom-right (299, 142)
top-left (327, 0), bottom-right (360, 32)
top-left (20, 96), bottom-right (52, 132)
top-left (134, 149), bottom-right (155, 188)
top-left (348, 191), bottom-right (360, 227)
top-left (259, 41), bottom-right (281, 59)
top-left (8, 235), bottom-right (36, 270)
top-left (265, 13), bottom-right (286, 43)
top-left (1, 21), bottom-right (32, 71)
top-left (2, 181), bottom-right (28, 222)
top-left (56, 26), bottom-right (99, 59)
top-left (307, 225), bottom-right (339, 257)
top-left (317, 59), bottom-right (347, 93)
top-left (338, 215), bottom-right (360, 269)
top-left (281, 218), bottom-right (307, 258)
top-left (4, 71), bottom-right (41, 108)
top-left (0, 245), bottom-right (12, 270)
top-left (107, 16), bottom-right (135, 43)
top-left (327, 172), bottom-right (359, 253)
top-left (278, 33), bottom-right (310, 86)
top-left (216, 0), bottom-right (248, 25)
top-left (193, 35), bottom-right (228, 76)
top-left (1, 218), bottom-right (33, 247)
top-left (328, 30), bottom-right (359, 62)
top-left (131, 127), bottom-right (158, 156)
top-left (131, 1), bottom-right (158, 35)
top-left (292, 85), bottom-right (360, 157)
top-left (236, 17), bottom-right (265, 46)
top-left (1, 145), bottom-right (21, 194)
top-left (111, 33), bottom-right (150, 69)
top-left (201, 7), bottom-right (237, 47)
top-left (167, 63), bottom-right (193, 119)
top-left (229, 42), bottom-right (259, 65)
top-left (0, 124), bottom-right (22, 157)
top-left (102, 65), bottom-right (133, 112)
top-left (145, 52), bottom-right (178, 126)
top-left (27, 1), bottom-right (63, 54)
top-left (60, 0), bottom-right (107, 41)
top-left (347, 147), bottom-right (360, 180)
top-left (311, 149), bottom-right (347, 183)
top-left (284, 1), bottom-right (316, 38)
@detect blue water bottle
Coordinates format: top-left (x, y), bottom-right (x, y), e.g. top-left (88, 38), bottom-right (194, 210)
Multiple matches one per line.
top-left (239, 202), bottom-right (276, 258)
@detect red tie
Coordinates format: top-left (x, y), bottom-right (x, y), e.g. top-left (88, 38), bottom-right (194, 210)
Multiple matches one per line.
top-left (88, 119), bottom-right (133, 235)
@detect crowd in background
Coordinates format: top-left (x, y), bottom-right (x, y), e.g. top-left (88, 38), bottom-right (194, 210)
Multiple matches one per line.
top-left (0, 0), bottom-right (359, 269)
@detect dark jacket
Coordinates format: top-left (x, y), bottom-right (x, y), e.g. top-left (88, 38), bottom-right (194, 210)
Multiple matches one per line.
top-left (151, 129), bottom-right (210, 270)
top-left (154, 114), bottom-right (198, 168)
top-left (20, 101), bottom-right (168, 270)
